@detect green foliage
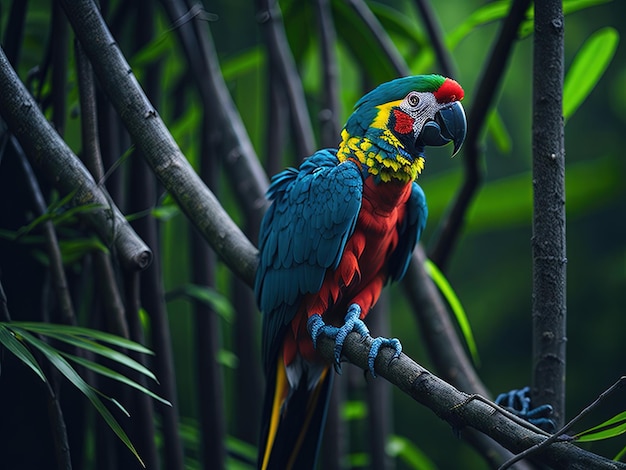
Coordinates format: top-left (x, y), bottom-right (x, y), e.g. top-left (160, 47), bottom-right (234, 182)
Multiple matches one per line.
top-left (387, 435), bottom-right (438, 470)
top-left (564, 27), bottom-right (619, 120)
top-left (3, 0), bottom-right (624, 467)
top-left (165, 283), bottom-right (235, 322)
top-left (0, 322), bottom-right (169, 467)
top-left (424, 259), bottom-right (480, 366)
top-left (574, 410), bottom-right (626, 442)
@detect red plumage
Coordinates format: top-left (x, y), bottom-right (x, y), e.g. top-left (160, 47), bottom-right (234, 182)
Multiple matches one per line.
top-left (282, 176), bottom-right (413, 368)
top-left (434, 77), bottom-right (464, 104)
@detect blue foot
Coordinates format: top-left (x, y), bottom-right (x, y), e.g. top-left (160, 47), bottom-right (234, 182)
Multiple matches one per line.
top-left (307, 303), bottom-right (402, 377)
top-left (495, 386), bottom-right (556, 431)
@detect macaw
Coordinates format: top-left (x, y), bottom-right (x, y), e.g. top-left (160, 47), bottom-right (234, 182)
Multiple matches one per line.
top-left (255, 74), bottom-right (466, 470)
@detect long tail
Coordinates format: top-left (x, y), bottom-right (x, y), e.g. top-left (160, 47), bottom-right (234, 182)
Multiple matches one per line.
top-left (258, 356), bottom-right (333, 470)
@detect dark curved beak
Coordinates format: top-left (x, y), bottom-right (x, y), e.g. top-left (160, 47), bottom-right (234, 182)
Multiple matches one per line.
top-left (417, 101), bottom-right (467, 157)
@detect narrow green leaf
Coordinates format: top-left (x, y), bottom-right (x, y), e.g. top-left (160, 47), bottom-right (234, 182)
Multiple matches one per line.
top-left (225, 435), bottom-right (258, 463)
top-left (386, 435), bottom-right (438, 470)
top-left (615, 443), bottom-right (626, 462)
top-left (151, 203), bottom-right (180, 221)
top-left (424, 259), bottom-right (480, 366)
top-left (447, 1), bottom-right (512, 50)
top-left (574, 410), bottom-right (626, 442)
top-left (24, 331), bottom-right (157, 382)
top-left (14, 329), bottom-right (145, 466)
top-left (166, 284), bottom-right (235, 322)
top-left (487, 109), bottom-right (512, 154)
top-left (0, 324), bottom-right (47, 382)
top-left (220, 47), bottom-right (265, 81)
top-left (564, 27), bottom-right (619, 120)
top-left (13, 322), bottom-right (153, 354)
top-left (11, 324), bottom-right (156, 382)
top-left (217, 349), bottom-right (239, 369)
top-left (62, 352), bottom-right (171, 406)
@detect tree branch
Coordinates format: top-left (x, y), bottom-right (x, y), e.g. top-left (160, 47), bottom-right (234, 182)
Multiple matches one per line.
top-left (0, 46), bottom-right (152, 272)
top-left (257, 0), bottom-right (317, 158)
top-left (158, 0), bottom-right (270, 225)
top-left (413, 0), bottom-right (457, 78)
top-left (316, 333), bottom-right (626, 470)
top-left (36, 2), bottom-right (615, 467)
top-left (59, 0), bottom-right (257, 285)
top-left (532, 0), bottom-right (567, 428)
top-left (347, 0), bottom-right (410, 77)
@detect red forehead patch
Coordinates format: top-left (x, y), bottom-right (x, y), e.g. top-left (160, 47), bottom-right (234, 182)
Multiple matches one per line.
top-left (393, 109), bottom-right (414, 134)
top-left (433, 78), bottom-right (464, 104)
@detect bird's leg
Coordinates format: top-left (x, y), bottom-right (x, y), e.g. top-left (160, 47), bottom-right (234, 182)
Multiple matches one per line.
top-left (307, 303), bottom-right (402, 377)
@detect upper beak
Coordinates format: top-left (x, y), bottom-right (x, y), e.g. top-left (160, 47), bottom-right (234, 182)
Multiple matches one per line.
top-left (417, 101), bottom-right (467, 157)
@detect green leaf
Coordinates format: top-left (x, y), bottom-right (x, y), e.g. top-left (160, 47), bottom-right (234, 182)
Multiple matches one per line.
top-left (424, 259), bottom-right (480, 366)
top-left (12, 322), bottom-right (153, 354)
top-left (574, 410), bottom-right (626, 442)
top-left (487, 109), bottom-right (512, 154)
top-left (151, 203), bottom-right (180, 221)
top-left (221, 47), bottom-right (265, 81)
top-left (217, 349), bottom-right (239, 369)
top-left (62, 352), bottom-right (171, 406)
top-left (447, 1), bottom-right (513, 50)
top-left (341, 400), bottom-right (368, 421)
top-left (23, 331), bottom-right (157, 382)
top-left (13, 328), bottom-right (145, 467)
top-left (386, 435), bottom-right (438, 470)
top-left (166, 284), bottom-right (235, 322)
top-left (0, 324), bottom-right (47, 382)
top-left (564, 27), bottom-right (619, 120)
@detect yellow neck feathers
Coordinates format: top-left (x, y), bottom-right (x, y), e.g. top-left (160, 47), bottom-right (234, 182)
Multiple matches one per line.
top-left (336, 129), bottom-right (424, 183)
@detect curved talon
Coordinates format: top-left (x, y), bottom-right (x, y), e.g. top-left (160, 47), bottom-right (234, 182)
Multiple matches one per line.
top-left (495, 386), bottom-right (556, 432)
top-left (368, 337), bottom-right (402, 378)
top-left (307, 304), bottom-right (403, 378)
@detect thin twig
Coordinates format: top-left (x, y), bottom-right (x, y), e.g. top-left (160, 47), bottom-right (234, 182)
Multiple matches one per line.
top-left (413, 0), bottom-right (457, 78)
top-left (12, 136), bottom-right (76, 326)
top-left (257, 0), bottom-right (316, 158)
top-left (429, 0), bottom-right (532, 270)
top-left (499, 377), bottom-right (626, 470)
top-left (315, 333), bottom-right (626, 470)
top-left (314, 0), bottom-right (341, 147)
top-left (347, 0), bottom-right (410, 76)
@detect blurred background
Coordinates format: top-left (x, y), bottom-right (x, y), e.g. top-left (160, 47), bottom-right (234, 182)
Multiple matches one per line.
top-left (1, 0), bottom-right (624, 468)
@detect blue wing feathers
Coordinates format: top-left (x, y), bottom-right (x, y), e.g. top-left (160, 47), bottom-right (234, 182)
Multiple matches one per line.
top-left (255, 150), bottom-right (364, 340)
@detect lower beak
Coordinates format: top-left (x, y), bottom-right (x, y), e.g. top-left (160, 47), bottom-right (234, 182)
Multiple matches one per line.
top-left (417, 101), bottom-right (467, 157)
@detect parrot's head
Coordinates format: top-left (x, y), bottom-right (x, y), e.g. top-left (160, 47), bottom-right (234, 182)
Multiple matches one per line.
top-left (337, 74), bottom-right (466, 183)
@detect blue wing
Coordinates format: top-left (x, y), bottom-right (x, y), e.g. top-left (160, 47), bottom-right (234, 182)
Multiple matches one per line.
top-left (255, 149), bottom-right (364, 370)
top-left (387, 182), bottom-right (428, 282)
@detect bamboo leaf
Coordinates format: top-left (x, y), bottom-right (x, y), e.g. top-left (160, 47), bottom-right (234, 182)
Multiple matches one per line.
top-left (0, 324), bottom-right (47, 382)
top-left (62, 352), bottom-right (171, 406)
top-left (386, 435), bottom-right (437, 470)
top-left (23, 331), bottom-right (157, 382)
top-left (13, 322), bottom-right (153, 354)
top-left (13, 328), bottom-right (145, 466)
top-left (424, 259), bottom-right (480, 366)
top-left (574, 410), bottom-right (626, 442)
top-left (166, 284), bottom-right (235, 322)
top-left (564, 27), bottom-right (619, 120)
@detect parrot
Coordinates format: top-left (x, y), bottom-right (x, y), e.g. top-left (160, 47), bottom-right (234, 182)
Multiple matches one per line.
top-left (254, 74), bottom-right (466, 470)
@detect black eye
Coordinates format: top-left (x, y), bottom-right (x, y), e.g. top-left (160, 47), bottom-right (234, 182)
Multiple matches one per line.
top-left (407, 92), bottom-right (420, 107)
